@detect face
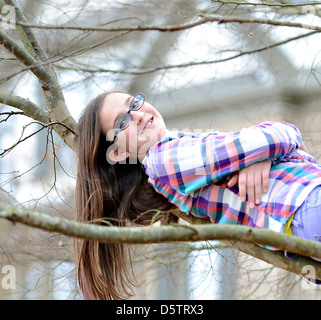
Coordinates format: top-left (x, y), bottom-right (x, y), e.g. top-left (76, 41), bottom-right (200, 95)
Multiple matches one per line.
top-left (100, 92), bottom-right (167, 162)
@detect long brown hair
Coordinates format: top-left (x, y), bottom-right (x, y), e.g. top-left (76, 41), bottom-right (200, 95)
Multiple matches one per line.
top-left (75, 91), bottom-right (176, 300)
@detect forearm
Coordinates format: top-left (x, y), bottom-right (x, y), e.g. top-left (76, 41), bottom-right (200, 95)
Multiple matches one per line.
top-left (208, 121), bottom-right (302, 181)
top-left (144, 121), bottom-right (302, 195)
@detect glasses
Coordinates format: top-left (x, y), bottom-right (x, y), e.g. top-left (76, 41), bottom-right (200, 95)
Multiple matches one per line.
top-left (112, 94), bottom-right (145, 142)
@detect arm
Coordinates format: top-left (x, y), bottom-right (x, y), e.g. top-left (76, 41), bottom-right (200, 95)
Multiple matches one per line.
top-left (299, 142), bottom-right (309, 153)
top-left (145, 122), bottom-right (302, 194)
top-left (227, 159), bottom-right (271, 206)
top-left (227, 140), bottom-right (309, 206)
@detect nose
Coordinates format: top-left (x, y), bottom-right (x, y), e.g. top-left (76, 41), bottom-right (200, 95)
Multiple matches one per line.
top-left (130, 110), bottom-right (145, 125)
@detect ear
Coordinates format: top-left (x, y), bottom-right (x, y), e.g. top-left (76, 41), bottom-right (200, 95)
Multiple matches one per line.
top-left (107, 145), bottom-right (130, 164)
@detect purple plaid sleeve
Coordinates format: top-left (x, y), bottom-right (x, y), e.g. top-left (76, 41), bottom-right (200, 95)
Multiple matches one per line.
top-left (142, 122), bottom-right (321, 235)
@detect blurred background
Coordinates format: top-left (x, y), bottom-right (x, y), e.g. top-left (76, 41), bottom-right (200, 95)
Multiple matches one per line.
top-left (1, 0), bottom-right (321, 299)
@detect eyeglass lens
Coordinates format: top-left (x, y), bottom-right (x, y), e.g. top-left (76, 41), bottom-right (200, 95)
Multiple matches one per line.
top-left (116, 94), bottom-right (144, 131)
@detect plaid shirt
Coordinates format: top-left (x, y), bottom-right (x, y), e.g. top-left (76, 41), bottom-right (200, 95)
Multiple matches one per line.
top-left (141, 122), bottom-right (321, 233)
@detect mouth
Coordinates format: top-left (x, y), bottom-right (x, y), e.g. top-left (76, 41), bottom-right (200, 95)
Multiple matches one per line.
top-left (141, 117), bottom-right (153, 135)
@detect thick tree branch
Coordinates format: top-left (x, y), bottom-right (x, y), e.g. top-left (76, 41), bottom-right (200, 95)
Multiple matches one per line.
top-left (222, 239), bottom-right (321, 281)
top-left (4, 0), bottom-right (52, 67)
top-left (173, 210), bottom-right (321, 280)
top-left (0, 202), bottom-right (320, 281)
top-left (0, 91), bottom-right (49, 123)
top-left (0, 0), bottom-right (78, 149)
top-left (0, 29), bottom-right (51, 83)
top-left (0, 29), bottom-right (78, 150)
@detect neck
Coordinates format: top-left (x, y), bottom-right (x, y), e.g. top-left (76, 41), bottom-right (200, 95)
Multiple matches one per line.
top-left (137, 148), bottom-right (151, 162)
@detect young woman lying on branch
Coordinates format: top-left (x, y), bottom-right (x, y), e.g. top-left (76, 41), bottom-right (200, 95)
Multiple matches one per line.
top-left (75, 91), bottom-right (321, 300)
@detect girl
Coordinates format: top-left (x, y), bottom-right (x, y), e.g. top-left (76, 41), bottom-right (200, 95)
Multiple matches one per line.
top-left (75, 91), bottom-right (321, 300)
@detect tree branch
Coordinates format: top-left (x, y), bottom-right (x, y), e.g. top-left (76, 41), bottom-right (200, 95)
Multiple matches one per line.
top-left (173, 210), bottom-right (321, 280)
top-left (0, 29), bottom-right (51, 83)
top-left (57, 30), bottom-right (317, 75)
top-left (0, 120), bottom-right (77, 157)
top-left (0, 90), bottom-right (49, 123)
top-left (0, 202), bottom-right (320, 281)
top-left (3, 13), bottom-right (321, 34)
top-left (0, 30), bottom-right (78, 150)
top-left (4, 0), bottom-right (52, 73)
top-left (0, 1), bottom-right (78, 149)
top-left (212, 0), bottom-right (321, 8)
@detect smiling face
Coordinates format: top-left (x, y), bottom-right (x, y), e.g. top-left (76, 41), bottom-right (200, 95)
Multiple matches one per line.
top-left (100, 92), bottom-right (167, 162)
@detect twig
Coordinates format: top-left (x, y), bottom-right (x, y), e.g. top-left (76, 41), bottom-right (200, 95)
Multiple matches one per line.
top-left (1, 13), bottom-right (321, 33)
top-left (57, 30), bottom-right (317, 75)
top-left (0, 111), bottom-right (25, 124)
top-left (0, 120), bottom-right (77, 157)
top-left (211, 0), bottom-right (321, 7)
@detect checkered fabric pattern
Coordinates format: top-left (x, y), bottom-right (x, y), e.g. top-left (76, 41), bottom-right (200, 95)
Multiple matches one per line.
top-left (142, 122), bottom-right (321, 234)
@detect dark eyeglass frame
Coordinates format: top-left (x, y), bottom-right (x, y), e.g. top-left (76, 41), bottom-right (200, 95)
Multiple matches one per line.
top-left (112, 94), bottom-right (145, 143)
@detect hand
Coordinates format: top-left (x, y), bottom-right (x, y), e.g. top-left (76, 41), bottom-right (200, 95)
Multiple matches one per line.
top-left (227, 159), bottom-right (271, 207)
top-left (299, 142), bottom-right (308, 153)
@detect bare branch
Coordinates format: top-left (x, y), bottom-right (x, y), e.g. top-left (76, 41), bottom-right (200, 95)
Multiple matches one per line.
top-left (4, 0), bottom-right (51, 64)
top-left (0, 91), bottom-right (49, 123)
top-left (0, 29), bottom-right (52, 84)
top-left (0, 28), bottom-right (78, 150)
top-left (58, 30), bottom-right (317, 75)
top-left (173, 210), bottom-right (321, 281)
top-left (211, 0), bottom-right (321, 7)
top-left (0, 120), bottom-right (76, 157)
top-left (0, 111), bottom-right (25, 123)
top-left (2, 13), bottom-right (321, 34)
top-left (202, 14), bottom-right (321, 33)
top-left (0, 202), bottom-right (321, 282)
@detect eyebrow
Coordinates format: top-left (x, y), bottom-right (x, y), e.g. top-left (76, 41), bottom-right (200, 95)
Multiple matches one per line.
top-left (113, 95), bottom-right (132, 128)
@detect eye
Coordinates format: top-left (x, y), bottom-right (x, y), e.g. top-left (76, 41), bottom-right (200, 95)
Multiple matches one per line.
top-left (116, 113), bottom-right (130, 130)
top-left (130, 94), bottom-right (144, 111)
top-left (131, 100), bottom-right (139, 110)
top-left (118, 119), bottom-right (126, 129)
